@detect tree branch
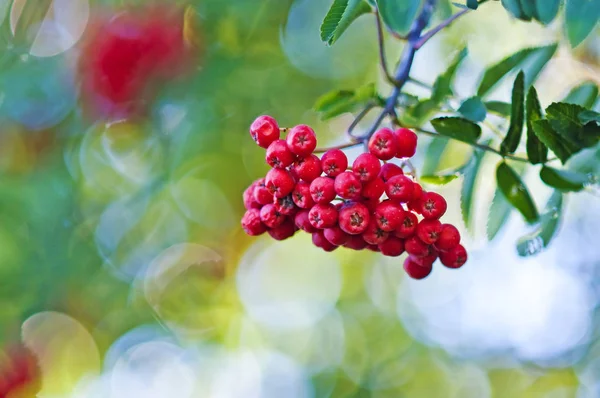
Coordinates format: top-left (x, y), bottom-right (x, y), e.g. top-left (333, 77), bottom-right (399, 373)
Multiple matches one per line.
top-left (374, 11), bottom-right (394, 85)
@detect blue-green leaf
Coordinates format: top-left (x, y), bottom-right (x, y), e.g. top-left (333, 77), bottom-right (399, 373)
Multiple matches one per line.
top-left (487, 163), bottom-right (526, 240)
top-left (466, 0), bottom-right (479, 10)
top-left (562, 81), bottom-right (598, 108)
top-left (458, 96), bottom-right (487, 122)
top-left (533, 0), bottom-right (562, 25)
top-left (525, 86), bottom-right (548, 164)
top-left (501, 71), bottom-right (525, 154)
top-left (516, 191), bottom-right (563, 257)
top-left (430, 117), bottom-right (482, 143)
top-left (540, 166), bottom-right (591, 192)
top-left (432, 48), bottom-right (468, 102)
top-left (501, 0), bottom-right (525, 19)
top-left (519, 0), bottom-right (535, 20)
top-left (496, 161), bottom-right (539, 224)
top-left (376, 0), bottom-right (421, 36)
top-left (461, 148), bottom-right (486, 232)
top-left (485, 101), bottom-right (512, 116)
top-left (320, 0), bottom-right (372, 45)
top-left (579, 109), bottom-right (600, 125)
top-left (565, 0), bottom-right (600, 47)
top-left (421, 138), bottom-right (449, 175)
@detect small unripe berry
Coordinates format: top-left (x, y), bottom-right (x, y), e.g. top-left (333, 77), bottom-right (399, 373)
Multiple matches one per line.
top-left (295, 210), bottom-right (318, 233)
top-left (378, 236), bottom-right (405, 257)
top-left (324, 226), bottom-right (350, 246)
top-left (250, 115), bottom-right (280, 148)
top-left (374, 200), bottom-right (404, 232)
top-left (353, 153), bottom-right (381, 182)
top-left (405, 236), bottom-right (430, 257)
top-left (362, 177), bottom-right (385, 200)
top-left (368, 128), bottom-right (398, 161)
top-left (321, 149), bottom-right (348, 177)
top-left (404, 256), bottom-right (432, 280)
top-left (242, 208), bottom-right (267, 236)
top-left (420, 192), bottom-right (447, 220)
top-left (385, 175), bottom-right (414, 202)
top-left (362, 219), bottom-right (389, 245)
top-left (253, 178), bottom-right (273, 205)
top-left (293, 154), bottom-right (322, 182)
top-left (266, 168), bottom-right (295, 198)
top-left (395, 211), bottom-right (418, 238)
top-left (266, 139), bottom-right (295, 168)
top-left (292, 181), bottom-right (315, 209)
top-left (260, 204), bottom-right (285, 228)
top-left (310, 177), bottom-right (336, 204)
top-left (287, 125), bottom-right (317, 156)
top-left (243, 181), bottom-right (261, 210)
top-left (268, 218), bottom-right (297, 241)
top-left (309, 203), bottom-right (338, 229)
top-left (439, 244), bottom-right (467, 269)
top-left (379, 163), bottom-right (403, 182)
top-left (343, 235), bottom-right (369, 250)
top-left (334, 171), bottom-right (362, 199)
top-left (312, 230), bottom-right (338, 252)
top-left (338, 202), bottom-right (370, 235)
top-left (394, 128), bottom-right (418, 158)
top-left (416, 219), bottom-right (442, 244)
top-left (274, 195), bottom-right (298, 216)
top-left (435, 224), bottom-right (461, 252)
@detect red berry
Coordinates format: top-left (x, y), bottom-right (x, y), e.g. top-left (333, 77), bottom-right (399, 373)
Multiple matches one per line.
top-left (250, 115), bottom-right (280, 148)
top-left (395, 211), bottom-right (419, 238)
top-left (413, 250), bottom-right (439, 268)
top-left (385, 175), bottom-right (414, 202)
top-left (439, 244), bottom-right (467, 269)
top-left (405, 236), bottom-right (430, 257)
top-left (420, 192), bottom-right (447, 220)
top-left (292, 181), bottom-right (315, 209)
top-left (312, 230), bottom-right (338, 252)
top-left (274, 195), bottom-right (298, 216)
top-left (334, 171), bottom-right (362, 199)
top-left (266, 139), bottom-right (295, 169)
top-left (343, 235), bottom-right (368, 250)
top-left (308, 203), bottom-right (338, 229)
top-left (324, 226), bottom-right (350, 246)
top-left (374, 200), bottom-right (404, 232)
top-left (378, 236), bottom-right (405, 257)
top-left (338, 202), bottom-right (370, 235)
top-left (368, 128), bottom-right (398, 160)
top-left (266, 168), bottom-right (295, 198)
top-left (259, 204), bottom-right (285, 228)
top-left (404, 256), bottom-right (432, 280)
top-left (268, 218), bottom-right (297, 241)
top-left (362, 177), bottom-right (385, 200)
top-left (362, 219), bottom-right (389, 245)
top-left (379, 163), bottom-right (403, 182)
top-left (416, 219), bottom-right (442, 245)
top-left (253, 178), bottom-right (273, 205)
top-left (352, 153), bottom-right (381, 182)
top-left (242, 208), bottom-right (267, 236)
top-left (293, 154), bottom-right (322, 182)
top-left (407, 183), bottom-right (424, 213)
top-left (362, 197), bottom-right (380, 212)
top-left (295, 210), bottom-right (318, 233)
top-left (435, 224), bottom-right (461, 252)
top-left (367, 245), bottom-right (380, 252)
top-left (286, 125), bottom-right (317, 156)
top-left (321, 149), bottom-right (348, 177)
top-left (243, 181), bottom-right (261, 210)
top-left (310, 177), bottom-right (336, 204)
top-left (394, 128), bottom-right (418, 158)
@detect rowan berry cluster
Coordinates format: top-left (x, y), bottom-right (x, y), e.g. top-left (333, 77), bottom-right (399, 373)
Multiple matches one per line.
top-left (241, 115), bottom-right (467, 279)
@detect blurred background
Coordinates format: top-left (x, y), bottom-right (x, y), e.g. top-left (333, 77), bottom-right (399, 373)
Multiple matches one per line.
top-left (0, 0), bottom-right (600, 396)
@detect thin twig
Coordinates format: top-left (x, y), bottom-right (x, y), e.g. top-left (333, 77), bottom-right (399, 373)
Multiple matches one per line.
top-left (347, 103), bottom-right (377, 140)
top-left (374, 11), bottom-right (394, 85)
top-left (407, 77), bottom-right (433, 90)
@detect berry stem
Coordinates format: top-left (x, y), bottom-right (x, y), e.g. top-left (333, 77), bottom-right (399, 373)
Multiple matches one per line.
top-left (375, 10), bottom-right (395, 85)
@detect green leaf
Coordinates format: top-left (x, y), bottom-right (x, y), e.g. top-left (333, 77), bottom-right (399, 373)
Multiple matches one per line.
top-left (485, 101), bottom-right (512, 116)
top-left (501, 71), bottom-right (525, 154)
top-left (461, 148), bottom-right (487, 232)
top-left (430, 117), bottom-right (482, 143)
top-left (525, 86), bottom-right (548, 164)
top-left (496, 161), bottom-right (539, 223)
top-left (421, 138), bottom-right (449, 175)
top-left (467, 0), bottom-right (479, 9)
top-left (540, 166), bottom-right (591, 192)
top-left (432, 48), bottom-right (468, 102)
top-left (546, 102), bottom-right (600, 148)
top-left (518, 0), bottom-right (535, 20)
top-left (533, 0), bottom-right (561, 25)
top-left (532, 119), bottom-right (578, 164)
top-left (376, 0), bottom-right (421, 36)
top-left (458, 96), bottom-right (487, 122)
top-left (565, 0), bottom-right (600, 47)
top-left (477, 44), bottom-right (557, 97)
top-left (420, 173), bottom-right (460, 185)
top-left (400, 99), bottom-right (439, 127)
top-left (313, 83), bottom-right (376, 120)
top-left (320, 0), bottom-right (372, 46)
top-left (579, 109), bottom-right (600, 125)
top-left (501, 0), bottom-right (525, 19)
top-left (562, 81), bottom-right (598, 108)
top-left (487, 163), bottom-right (527, 239)
top-left (516, 191), bottom-right (562, 257)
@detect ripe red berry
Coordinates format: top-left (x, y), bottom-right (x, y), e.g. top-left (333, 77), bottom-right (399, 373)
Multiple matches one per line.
top-left (353, 153), bottom-right (381, 182)
top-left (312, 230), bottom-right (338, 252)
top-left (321, 149), bottom-right (348, 177)
top-left (374, 200), bottom-right (404, 232)
top-left (395, 211), bottom-right (418, 238)
top-left (378, 236), bottom-right (405, 257)
top-left (243, 181), bottom-right (261, 210)
top-left (435, 224), bottom-right (461, 252)
top-left (362, 219), bottom-right (389, 245)
top-left (367, 245), bottom-right (381, 252)
top-left (295, 210), bottom-right (318, 233)
top-left (286, 125), bottom-right (317, 156)
top-left (362, 177), bottom-right (385, 200)
top-left (293, 154), bottom-right (322, 182)
top-left (266, 168), bottom-right (295, 198)
top-left (310, 177), bottom-right (336, 204)
top-left (253, 178), bottom-right (273, 205)
top-left (394, 128), bottom-right (418, 158)
top-left (405, 236), bottom-right (430, 257)
top-left (308, 203), bottom-right (338, 229)
top-left (385, 175), bottom-right (414, 203)
top-left (334, 171), bottom-right (362, 200)
top-left (379, 163), bottom-right (403, 182)
top-left (324, 226), bottom-right (350, 246)
top-left (338, 202), bottom-right (370, 235)
top-left (420, 192), bottom-right (447, 220)
top-left (266, 139), bottom-right (295, 169)
top-left (259, 204), bottom-right (285, 228)
top-left (268, 218), bottom-right (297, 241)
top-left (292, 181), bottom-right (315, 209)
top-left (413, 250), bottom-right (439, 268)
top-left (368, 128), bottom-right (398, 161)
top-left (274, 195), bottom-right (298, 216)
top-left (439, 244), bottom-right (467, 269)
top-left (407, 183), bottom-right (424, 213)
top-left (250, 115), bottom-right (280, 148)
top-left (416, 219), bottom-right (442, 244)
top-left (404, 256), bottom-right (432, 280)
top-left (343, 235), bottom-right (369, 250)
top-left (242, 208), bottom-right (267, 236)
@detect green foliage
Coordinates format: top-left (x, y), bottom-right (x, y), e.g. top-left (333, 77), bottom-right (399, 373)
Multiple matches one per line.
top-left (376, 0), bottom-right (421, 35)
top-left (485, 101), bottom-right (512, 116)
top-left (525, 86), bottom-right (547, 164)
top-left (420, 173), bottom-right (460, 185)
top-left (314, 83), bottom-right (378, 120)
top-left (320, 0), bottom-right (372, 45)
top-left (458, 96), bottom-right (487, 122)
top-left (566, 0), bottom-right (600, 47)
top-left (539, 166), bottom-right (590, 192)
top-left (533, 0), bottom-right (561, 25)
top-left (500, 71), bottom-right (525, 154)
top-left (430, 117), bottom-right (482, 143)
top-left (516, 191), bottom-right (563, 256)
top-left (532, 119), bottom-right (578, 164)
top-left (496, 161), bottom-right (539, 223)
top-left (562, 81), bottom-right (599, 108)
top-left (460, 147), bottom-right (487, 232)
top-left (467, 0), bottom-right (479, 9)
